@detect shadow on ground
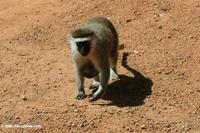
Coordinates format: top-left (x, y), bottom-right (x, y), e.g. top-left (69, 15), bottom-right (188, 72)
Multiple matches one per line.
top-left (102, 52), bottom-right (153, 107)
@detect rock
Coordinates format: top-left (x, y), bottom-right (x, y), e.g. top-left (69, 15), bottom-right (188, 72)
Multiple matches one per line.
top-left (187, 81), bottom-right (190, 85)
top-left (20, 95), bottom-right (27, 101)
top-left (163, 107), bottom-right (167, 110)
top-left (119, 44), bottom-right (125, 50)
top-left (141, 124), bottom-right (147, 129)
top-left (189, 35), bottom-right (193, 39)
top-left (16, 116), bottom-right (20, 120)
top-left (126, 19), bottom-right (132, 23)
top-left (133, 50), bottom-right (139, 54)
top-left (166, 124), bottom-right (171, 128)
top-left (167, 35), bottom-right (172, 38)
top-left (68, 103), bottom-right (75, 106)
top-left (158, 13), bottom-right (164, 17)
top-left (73, 109), bottom-right (79, 112)
top-left (80, 123), bottom-right (85, 128)
top-left (71, 123), bottom-right (76, 127)
top-left (158, 25), bottom-right (162, 29)
top-left (3, 89), bottom-right (8, 92)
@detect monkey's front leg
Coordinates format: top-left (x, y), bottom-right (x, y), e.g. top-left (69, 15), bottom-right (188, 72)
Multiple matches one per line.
top-left (90, 66), bottom-right (110, 102)
top-left (75, 68), bottom-right (86, 100)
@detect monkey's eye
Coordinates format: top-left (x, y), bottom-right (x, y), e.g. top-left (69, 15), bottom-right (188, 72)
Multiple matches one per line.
top-left (76, 41), bottom-right (91, 56)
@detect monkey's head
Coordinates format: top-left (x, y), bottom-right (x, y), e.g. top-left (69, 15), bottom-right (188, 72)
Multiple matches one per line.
top-left (70, 28), bottom-right (94, 56)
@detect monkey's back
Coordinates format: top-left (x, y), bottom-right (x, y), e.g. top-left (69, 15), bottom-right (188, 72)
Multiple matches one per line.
top-left (87, 17), bottom-right (119, 53)
top-left (88, 17), bottom-right (118, 40)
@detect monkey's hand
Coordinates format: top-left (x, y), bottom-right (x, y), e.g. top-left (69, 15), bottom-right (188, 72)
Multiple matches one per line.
top-left (89, 80), bottom-right (100, 89)
top-left (76, 91), bottom-right (86, 100)
top-left (89, 86), bottom-right (105, 102)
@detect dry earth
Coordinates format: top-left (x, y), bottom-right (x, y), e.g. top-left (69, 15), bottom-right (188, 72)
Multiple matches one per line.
top-left (0, 0), bottom-right (200, 132)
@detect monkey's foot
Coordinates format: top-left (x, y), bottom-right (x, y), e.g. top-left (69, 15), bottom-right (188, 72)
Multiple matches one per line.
top-left (111, 73), bottom-right (119, 81)
top-left (76, 91), bottom-right (86, 100)
top-left (110, 68), bottom-right (119, 81)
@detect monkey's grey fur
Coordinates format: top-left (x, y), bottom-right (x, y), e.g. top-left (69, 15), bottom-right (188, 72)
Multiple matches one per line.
top-left (69, 17), bottom-right (119, 102)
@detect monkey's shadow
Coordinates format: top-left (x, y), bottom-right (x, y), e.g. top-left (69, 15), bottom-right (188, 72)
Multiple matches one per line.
top-left (102, 52), bottom-right (153, 107)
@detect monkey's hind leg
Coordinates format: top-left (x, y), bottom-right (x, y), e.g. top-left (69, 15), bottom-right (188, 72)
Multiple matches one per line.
top-left (109, 51), bottom-right (119, 81)
top-left (89, 75), bottom-right (100, 90)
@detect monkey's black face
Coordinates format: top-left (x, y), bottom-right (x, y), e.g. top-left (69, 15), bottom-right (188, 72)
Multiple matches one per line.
top-left (76, 41), bottom-right (91, 56)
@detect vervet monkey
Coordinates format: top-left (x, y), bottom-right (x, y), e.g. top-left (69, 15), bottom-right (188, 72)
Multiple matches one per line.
top-left (69, 17), bottom-right (119, 101)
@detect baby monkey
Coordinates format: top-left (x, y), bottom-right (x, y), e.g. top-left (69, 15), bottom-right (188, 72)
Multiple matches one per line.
top-left (69, 17), bottom-right (119, 102)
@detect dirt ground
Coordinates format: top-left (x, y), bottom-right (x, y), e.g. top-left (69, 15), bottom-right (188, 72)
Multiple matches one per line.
top-left (0, 0), bottom-right (200, 132)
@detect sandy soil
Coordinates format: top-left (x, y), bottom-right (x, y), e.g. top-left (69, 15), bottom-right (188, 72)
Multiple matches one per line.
top-left (0, 0), bottom-right (200, 132)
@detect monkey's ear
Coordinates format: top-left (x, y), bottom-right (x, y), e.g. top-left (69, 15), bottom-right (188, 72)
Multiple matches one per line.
top-left (71, 27), bottom-right (94, 38)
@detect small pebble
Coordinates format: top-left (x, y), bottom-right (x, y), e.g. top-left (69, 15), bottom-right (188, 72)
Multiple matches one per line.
top-left (68, 103), bottom-right (75, 106)
top-left (73, 109), bottom-right (79, 112)
top-left (133, 50), bottom-right (139, 54)
top-left (166, 124), bottom-right (171, 128)
top-left (80, 123), bottom-right (84, 128)
top-left (189, 35), bottom-right (193, 39)
top-left (126, 19), bottom-right (132, 23)
top-left (20, 95), bottom-right (27, 101)
top-left (119, 44), bottom-right (125, 50)
top-left (158, 25), bottom-right (162, 29)
top-left (141, 124), bottom-right (147, 129)
top-left (16, 116), bottom-right (20, 120)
